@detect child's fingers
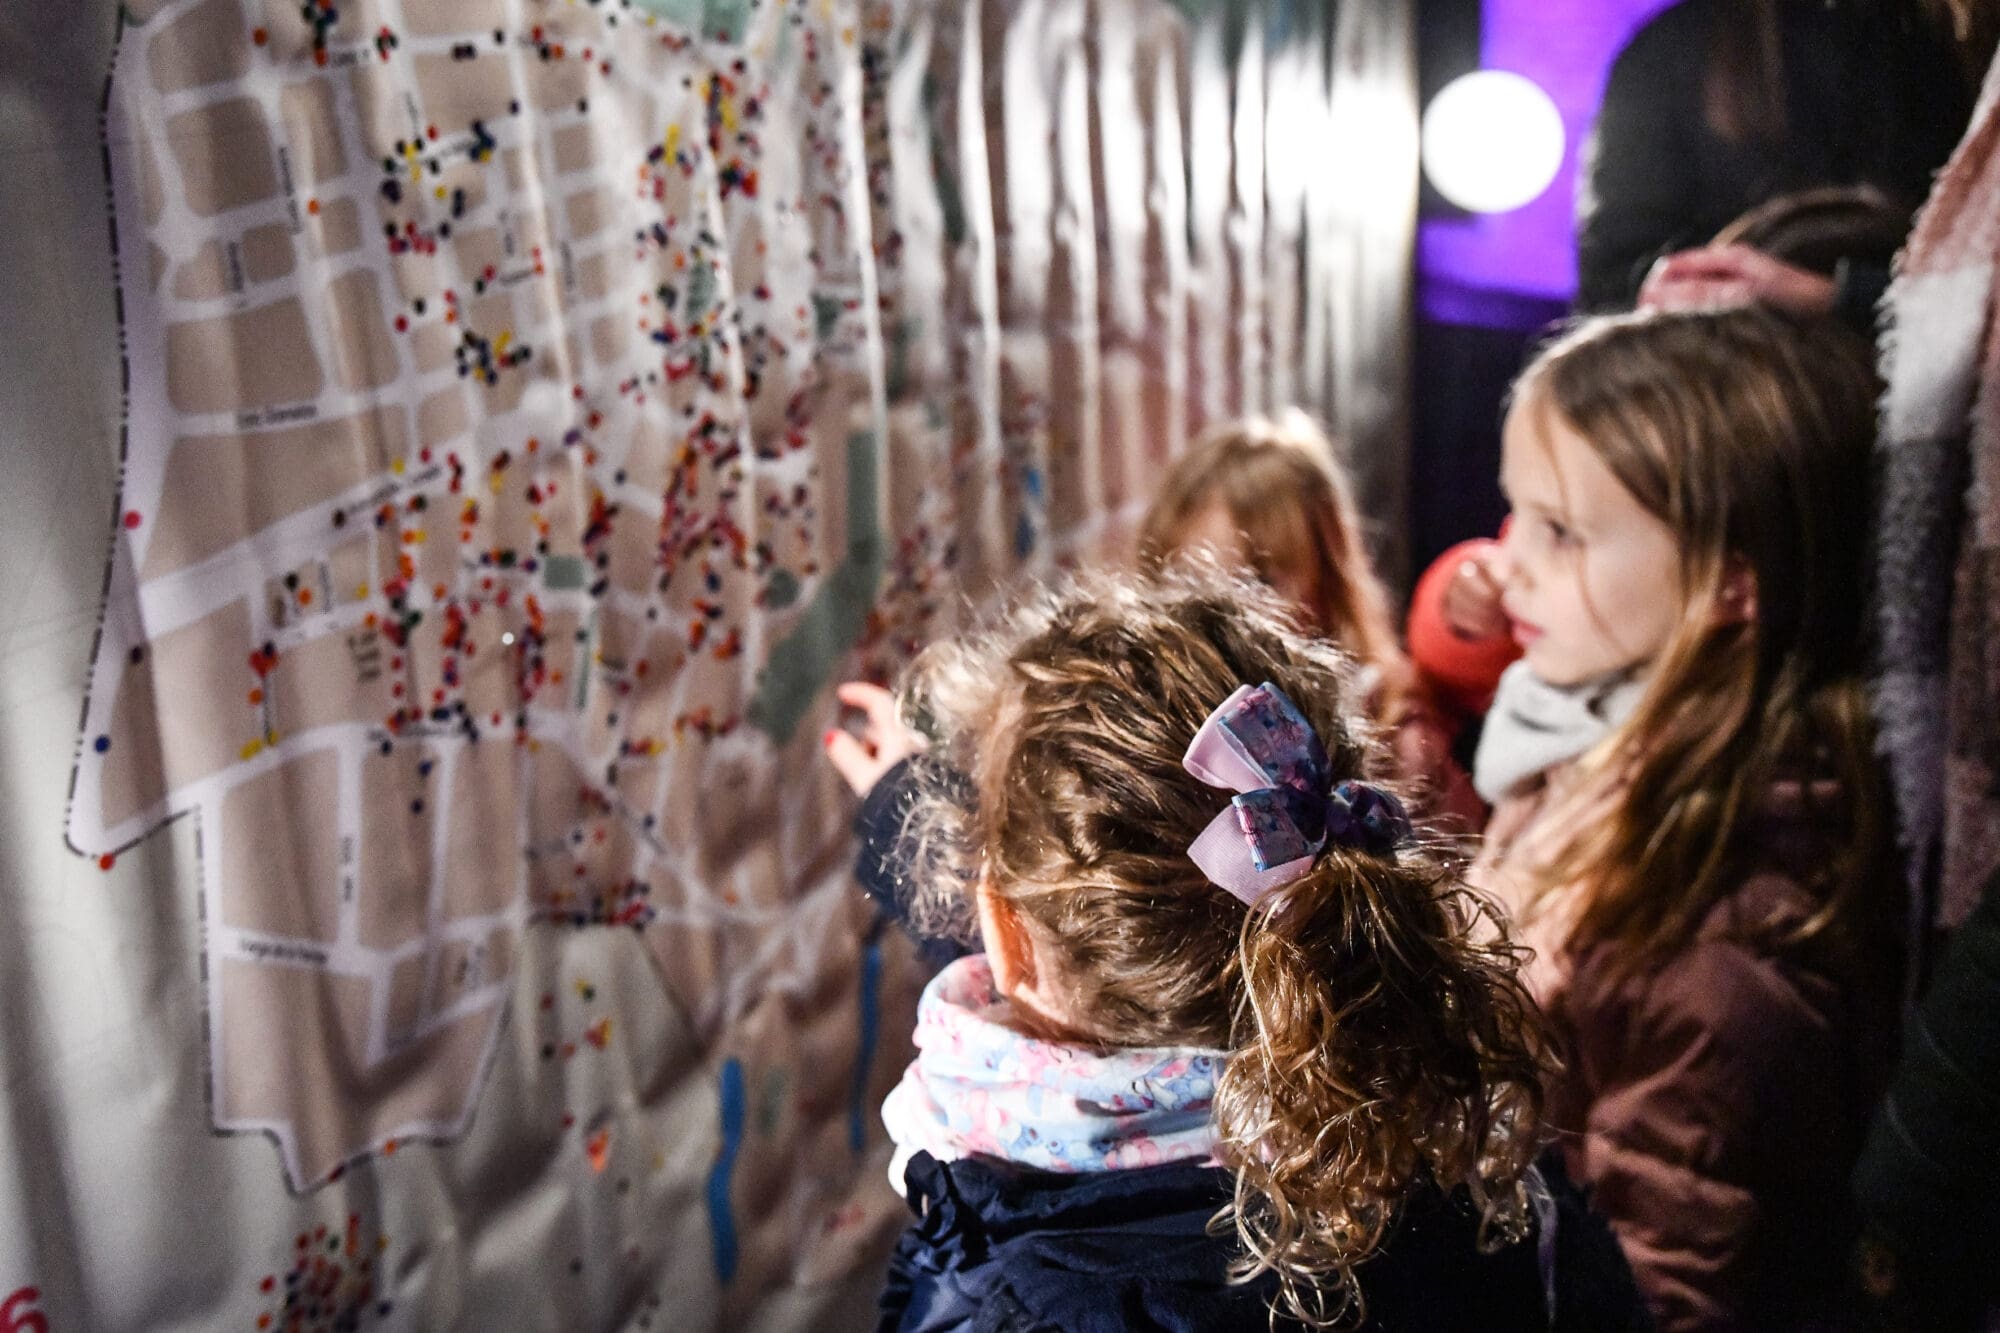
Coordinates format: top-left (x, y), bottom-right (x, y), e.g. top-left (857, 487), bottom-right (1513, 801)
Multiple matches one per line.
top-left (1641, 249), bottom-right (1757, 310)
top-left (1677, 251), bottom-right (1746, 278)
top-left (1711, 243), bottom-right (1785, 279)
top-left (1443, 558), bottom-right (1508, 640)
top-left (1645, 277), bottom-right (1753, 312)
top-left (1640, 251), bottom-right (1701, 303)
top-left (1464, 550), bottom-right (1502, 594)
top-left (823, 728), bottom-right (888, 796)
top-left (835, 680), bottom-right (897, 725)
top-left (1652, 246), bottom-right (1749, 284)
top-left (835, 679), bottom-right (929, 762)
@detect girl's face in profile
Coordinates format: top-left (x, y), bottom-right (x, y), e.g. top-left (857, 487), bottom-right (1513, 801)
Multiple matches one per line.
top-left (1496, 400), bottom-right (1685, 688)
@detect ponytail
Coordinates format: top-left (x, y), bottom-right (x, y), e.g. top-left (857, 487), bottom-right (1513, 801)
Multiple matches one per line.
top-left (1214, 845), bottom-right (1547, 1327)
top-left (890, 568), bottom-right (1550, 1324)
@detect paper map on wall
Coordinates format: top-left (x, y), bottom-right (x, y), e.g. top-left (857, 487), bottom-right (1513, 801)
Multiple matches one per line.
top-left (69, 0), bottom-right (946, 1193)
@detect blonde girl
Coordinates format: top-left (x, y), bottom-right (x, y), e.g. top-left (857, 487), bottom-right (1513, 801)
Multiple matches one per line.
top-left (872, 569), bottom-right (1559, 1330)
top-left (1474, 305), bottom-right (1903, 1330)
top-left (1137, 411), bottom-right (1483, 830)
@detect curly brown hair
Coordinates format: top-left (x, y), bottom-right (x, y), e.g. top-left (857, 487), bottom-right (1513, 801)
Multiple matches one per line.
top-left (893, 566), bottom-right (1547, 1326)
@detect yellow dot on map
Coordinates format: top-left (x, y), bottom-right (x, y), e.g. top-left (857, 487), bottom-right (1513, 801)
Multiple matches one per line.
top-left (356, 583), bottom-right (369, 598)
top-left (391, 458), bottom-right (406, 475)
top-left (240, 739), bottom-right (263, 761)
top-left (434, 185), bottom-right (447, 200)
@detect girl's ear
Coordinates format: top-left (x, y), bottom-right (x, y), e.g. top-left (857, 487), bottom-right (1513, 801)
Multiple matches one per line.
top-left (976, 878), bottom-right (1089, 1037)
top-left (975, 877), bottom-right (1038, 997)
top-left (1715, 558), bottom-right (1759, 627)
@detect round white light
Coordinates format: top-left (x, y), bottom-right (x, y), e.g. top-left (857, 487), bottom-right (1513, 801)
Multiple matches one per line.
top-left (1420, 71), bottom-right (1566, 214)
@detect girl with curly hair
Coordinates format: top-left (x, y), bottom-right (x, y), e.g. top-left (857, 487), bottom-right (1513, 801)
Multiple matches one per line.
top-left (863, 569), bottom-right (1614, 1330)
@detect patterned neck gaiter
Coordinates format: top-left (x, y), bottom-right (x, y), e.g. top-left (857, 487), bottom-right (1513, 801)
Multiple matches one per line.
top-left (880, 955), bottom-right (1227, 1195)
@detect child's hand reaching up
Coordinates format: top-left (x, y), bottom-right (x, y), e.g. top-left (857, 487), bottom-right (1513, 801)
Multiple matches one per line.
top-left (1443, 546), bottom-right (1509, 642)
top-left (1408, 536), bottom-right (1521, 720)
top-left (825, 682), bottom-right (925, 796)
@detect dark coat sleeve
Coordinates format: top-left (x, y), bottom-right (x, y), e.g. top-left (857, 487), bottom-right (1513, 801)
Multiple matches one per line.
top-left (1851, 869), bottom-right (2000, 1303)
top-left (854, 756), bottom-right (922, 918)
top-left (1830, 259), bottom-right (1890, 341)
top-left (853, 756), bottom-right (973, 965)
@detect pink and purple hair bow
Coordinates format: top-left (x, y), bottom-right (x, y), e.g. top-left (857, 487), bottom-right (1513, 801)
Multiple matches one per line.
top-left (1181, 682), bottom-right (1411, 906)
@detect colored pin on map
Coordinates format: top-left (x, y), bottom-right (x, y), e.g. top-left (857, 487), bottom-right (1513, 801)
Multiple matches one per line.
top-left (586, 1126), bottom-right (612, 1174)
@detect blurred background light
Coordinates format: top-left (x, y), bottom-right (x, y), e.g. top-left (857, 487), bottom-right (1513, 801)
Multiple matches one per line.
top-left (1420, 70), bottom-right (1565, 214)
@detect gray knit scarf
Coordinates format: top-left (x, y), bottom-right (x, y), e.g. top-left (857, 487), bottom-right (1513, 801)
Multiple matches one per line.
top-left (1472, 661), bottom-right (1646, 805)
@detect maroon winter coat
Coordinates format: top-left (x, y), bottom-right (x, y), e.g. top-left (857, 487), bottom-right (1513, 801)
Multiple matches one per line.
top-left (1476, 773), bottom-right (1901, 1330)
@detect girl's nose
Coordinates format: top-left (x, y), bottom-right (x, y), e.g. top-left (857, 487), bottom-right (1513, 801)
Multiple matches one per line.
top-left (1490, 525), bottom-right (1520, 588)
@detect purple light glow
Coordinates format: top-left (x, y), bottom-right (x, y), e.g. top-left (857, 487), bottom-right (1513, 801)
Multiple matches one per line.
top-left (1418, 0), bottom-right (1677, 326)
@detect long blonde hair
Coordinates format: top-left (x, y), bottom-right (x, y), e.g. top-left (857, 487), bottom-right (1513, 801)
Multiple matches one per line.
top-left (1514, 307), bottom-right (1894, 976)
top-left (896, 568), bottom-right (1545, 1326)
top-left (1137, 412), bottom-right (1415, 723)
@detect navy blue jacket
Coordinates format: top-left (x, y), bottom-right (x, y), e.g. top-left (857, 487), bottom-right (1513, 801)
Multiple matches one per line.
top-left (879, 1150), bottom-right (1644, 1333)
top-left (854, 756), bottom-right (971, 967)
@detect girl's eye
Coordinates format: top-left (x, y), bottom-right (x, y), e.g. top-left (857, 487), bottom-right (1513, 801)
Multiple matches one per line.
top-left (1543, 518), bottom-right (1573, 547)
